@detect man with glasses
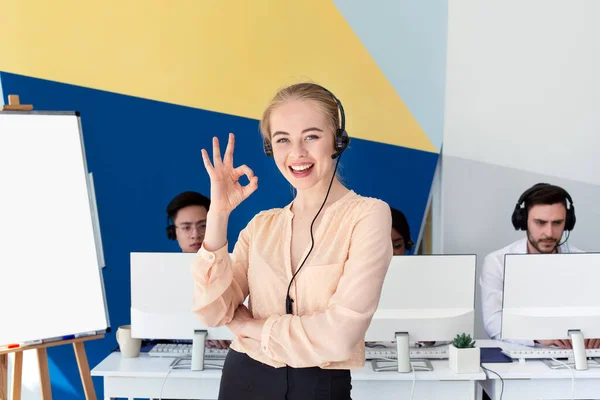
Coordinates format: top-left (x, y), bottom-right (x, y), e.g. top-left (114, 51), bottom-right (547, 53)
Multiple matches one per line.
top-left (166, 191), bottom-right (210, 252)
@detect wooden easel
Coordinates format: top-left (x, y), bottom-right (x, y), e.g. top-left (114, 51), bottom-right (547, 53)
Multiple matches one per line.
top-left (0, 334), bottom-right (103, 400)
top-left (1, 95), bottom-right (103, 399)
top-left (1, 94), bottom-right (33, 111)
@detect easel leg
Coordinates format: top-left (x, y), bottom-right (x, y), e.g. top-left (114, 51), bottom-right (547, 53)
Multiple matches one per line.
top-left (73, 342), bottom-right (97, 400)
top-left (0, 354), bottom-right (7, 400)
top-left (37, 348), bottom-right (52, 399)
top-left (12, 351), bottom-right (23, 400)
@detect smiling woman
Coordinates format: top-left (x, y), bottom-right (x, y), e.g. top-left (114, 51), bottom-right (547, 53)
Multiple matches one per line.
top-left (191, 82), bottom-right (393, 400)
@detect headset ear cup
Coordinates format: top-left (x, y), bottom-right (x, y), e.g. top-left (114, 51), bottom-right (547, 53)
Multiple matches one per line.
top-left (405, 239), bottom-right (414, 252)
top-left (336, 131), bottom-right (343, 151)
top-left (263, 138), bottom-right (273, 157)
top-left (566, 205), bottom-right (576, 231)
top-left (512, 206), bottom-right (527, 230)
top-left (332, 130), bottom-right (350, 159)
top-left (511, 206), bottom-right (519, 230)
top-left (166, 225), bottom-right (176, 240)
top-left (338, 130), bottom-right (350, 152)
top-left (520, 209), bottom-right (528, 230)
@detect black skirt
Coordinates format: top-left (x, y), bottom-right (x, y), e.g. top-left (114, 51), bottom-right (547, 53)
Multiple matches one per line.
top-left (218, 348), bottom-right (352, 400)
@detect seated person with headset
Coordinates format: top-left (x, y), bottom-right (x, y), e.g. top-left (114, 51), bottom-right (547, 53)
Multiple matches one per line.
top-left (391, 206), bottom-right (414, 255)
top-left (480, 183), bottom-right (600, 349)
top-left (166, 191), bottom-right (230, 350)
top-left (166, 191), bottom-right (210, 252)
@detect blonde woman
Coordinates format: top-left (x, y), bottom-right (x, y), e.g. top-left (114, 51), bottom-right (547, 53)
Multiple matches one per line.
top-left (192, 83), bottom-right (393, 399)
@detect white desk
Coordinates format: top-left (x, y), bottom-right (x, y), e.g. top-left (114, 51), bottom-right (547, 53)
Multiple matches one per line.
top-left (478, 340), bottom-right (600, 400)
top-left (91, 352), bottom-right (485, 399)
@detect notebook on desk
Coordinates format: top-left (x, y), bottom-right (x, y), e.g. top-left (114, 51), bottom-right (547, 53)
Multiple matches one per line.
top-left (480, 347), bottom-right (513, 363)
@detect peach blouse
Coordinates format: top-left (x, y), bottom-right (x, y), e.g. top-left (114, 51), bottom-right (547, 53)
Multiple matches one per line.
top-left (191, 190), bottom-right (393, 369)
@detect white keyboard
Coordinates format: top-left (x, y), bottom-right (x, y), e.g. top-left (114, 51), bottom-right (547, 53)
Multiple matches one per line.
top-left (147, 343), bottom-right (228, 359)
top-left (503, 346), bottom-right (600, 360)
top-left (366, 345), bottom-right (449, 360)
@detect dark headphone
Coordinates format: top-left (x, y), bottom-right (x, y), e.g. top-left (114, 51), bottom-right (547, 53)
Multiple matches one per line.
top-left (166, 216), bottom-right (177, 240)
top-left (405, 238), bottom-right (414, 252)
top-left (263, 85), bottom-right (350, 159)
top-left (511, 183), bottom-right (576, 231)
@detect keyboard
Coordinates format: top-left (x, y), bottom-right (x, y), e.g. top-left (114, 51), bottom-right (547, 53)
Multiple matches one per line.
top-left (147, 343), bottom-right (228, 359)
top-left (502, 346), bottom-right (600, 360)
top-left (148, 342), bottom-right (448, 360)
top-left (366, 345), bottom-right (449, 360)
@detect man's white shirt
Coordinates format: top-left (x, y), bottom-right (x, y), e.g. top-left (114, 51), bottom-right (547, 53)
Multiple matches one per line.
top-left (480, 237), bottom-right (582, 346)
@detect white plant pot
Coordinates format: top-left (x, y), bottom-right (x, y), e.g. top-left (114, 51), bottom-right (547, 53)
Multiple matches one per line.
top-left (449, 344), bottom-right (480, 373)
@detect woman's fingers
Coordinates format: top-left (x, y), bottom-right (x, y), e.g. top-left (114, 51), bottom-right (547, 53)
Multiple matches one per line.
top-left (201, 149), bottom-right (215, 177)
top-left (242, 176), bottom-right (259, 198)
top-left (234, 164), bottom-right (255, 180)
top-left (234, 164), bottom-right (258, 199)
top-left (212, 136), bottom-right (223, 167)
top-left (223, 133), bottom-right (235, 165)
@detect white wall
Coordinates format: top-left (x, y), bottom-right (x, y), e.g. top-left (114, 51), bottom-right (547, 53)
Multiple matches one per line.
top-left (444, 0), bottom-right (600, 176)
top-left (6, 351), bottom-right (43, 400)
top-left (440, 0), bottom-right (600, 338)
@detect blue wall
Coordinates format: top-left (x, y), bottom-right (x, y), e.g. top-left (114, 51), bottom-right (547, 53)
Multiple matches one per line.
top-left (1, 71), bottom-right (437, 399)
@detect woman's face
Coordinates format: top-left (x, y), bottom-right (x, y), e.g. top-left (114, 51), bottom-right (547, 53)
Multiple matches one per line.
top-left (269, 99), bottom-right (336, 191)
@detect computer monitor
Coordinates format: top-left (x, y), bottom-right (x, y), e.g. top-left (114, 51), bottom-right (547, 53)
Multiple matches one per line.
top-left (365, 254), bottom-right (477, 373)
top-left (502, 253), bottom-right (600, 371)
top-left (130, 252), bottom-right (237, 370)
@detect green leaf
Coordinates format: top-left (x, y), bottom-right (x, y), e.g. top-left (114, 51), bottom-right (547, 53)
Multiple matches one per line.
top-left (451, 333), bottom-right (476, 348)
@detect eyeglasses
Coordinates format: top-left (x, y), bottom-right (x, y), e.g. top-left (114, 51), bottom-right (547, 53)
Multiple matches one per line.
top-left (175, 222), bottom-right (206, 235)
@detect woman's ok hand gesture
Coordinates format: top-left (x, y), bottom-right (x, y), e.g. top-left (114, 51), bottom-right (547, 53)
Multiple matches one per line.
top-left (201, 133), bottom-right (258, 215)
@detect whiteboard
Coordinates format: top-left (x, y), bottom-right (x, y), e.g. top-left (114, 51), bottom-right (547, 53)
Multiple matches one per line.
top-left (0, 111), bottom-right (109, 346)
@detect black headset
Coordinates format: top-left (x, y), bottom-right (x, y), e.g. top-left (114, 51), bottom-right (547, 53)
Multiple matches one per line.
top-left (262, 85), bottom-right (350, 160)
top-left (405, 238), bottom-right (414, 252)
top-left (166, 216), bottom-right (177, 240)
top-left (264, 84), bottom-right (349, 315)
top-left (511, 183), bottom-right (576, 231)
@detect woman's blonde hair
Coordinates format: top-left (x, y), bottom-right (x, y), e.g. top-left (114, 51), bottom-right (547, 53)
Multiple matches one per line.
top-left (259, 82), bottom-right (340, 143)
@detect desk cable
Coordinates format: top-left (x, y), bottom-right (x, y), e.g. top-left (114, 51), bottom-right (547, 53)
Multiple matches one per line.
top-left (549, 356), bottom-right (574, 400)
top-left (158, 357), bottom-right (179, 400)
top-left (366, 343), bottom-right (416, 399)
top-left (480, 365), bottom-right (504, 400)
top-left (409, 362), bottom-right (416, 400)
top-left (157, 357), bottom-right (223, 400)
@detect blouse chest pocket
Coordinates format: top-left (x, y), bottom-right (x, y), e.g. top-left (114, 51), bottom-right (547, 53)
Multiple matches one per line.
top-left (296, 262), bottom-right (345, 310)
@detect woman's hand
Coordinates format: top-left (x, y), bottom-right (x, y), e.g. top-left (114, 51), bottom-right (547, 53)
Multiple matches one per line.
top-left (226, 304), bottom-right (265, 341)
top-left (201, 133), bottom-right (258, 215)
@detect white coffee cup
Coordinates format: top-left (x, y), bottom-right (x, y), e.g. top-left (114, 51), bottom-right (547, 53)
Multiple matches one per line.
top-left (116, 325), bottom-right (141, 358)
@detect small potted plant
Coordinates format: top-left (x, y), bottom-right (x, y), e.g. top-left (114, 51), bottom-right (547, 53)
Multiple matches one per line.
top-left (449, 333), bottom-right (480, 373)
